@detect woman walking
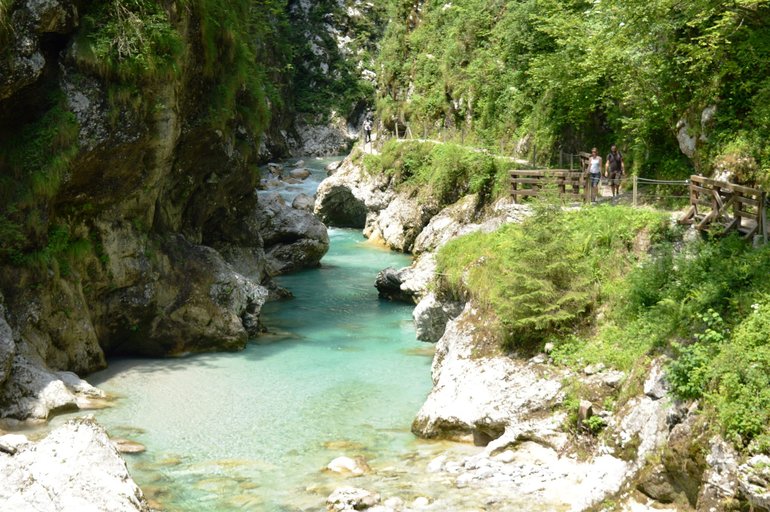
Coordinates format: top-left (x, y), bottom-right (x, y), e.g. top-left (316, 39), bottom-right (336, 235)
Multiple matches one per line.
top-left (588, 147), bottom-right (602, 202)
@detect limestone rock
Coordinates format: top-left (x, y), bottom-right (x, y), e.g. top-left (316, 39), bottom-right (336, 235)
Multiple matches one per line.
top-left (0, 293), bottom-right (14, 388)
top-left (412, 292), bottom-right (464, 342)
top-left (290, 113), bottom-right (356, 157)
top-left (412, 304), bottom-right (563, 440)
top-left (290, 167), bottom-right (311, 180)
top-left (315, 156), bottom-right (393, 228)
top-left (643, 357), bottom-right (669, 400)
top-left (696, 437), bottom-right (739, 511)
top-left (292, 193), bottom-right (316, 212)
top-left (327, 486), bottom-right (380, 511)
top-left (0, 417), bottom-right (149, 511)
top-left (364, 194), bottom-right (434, 252)
top-left (412, 196), bottom-right (531, 255)
top-left (375, 267), bottom-right (414, 303)
top-left (326, 456), bottom-right (370, 476)
top-left (737, 455), bottom-right (770, 511)
top-left (257, 193), bottom-right (329, 275)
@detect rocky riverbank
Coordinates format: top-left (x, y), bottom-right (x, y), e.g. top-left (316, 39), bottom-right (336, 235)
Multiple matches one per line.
top-left (314, 148), bottom-right (770, 512)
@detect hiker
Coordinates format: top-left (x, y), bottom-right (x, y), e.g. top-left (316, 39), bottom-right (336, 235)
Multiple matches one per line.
top-left (588, 147), bottom-right (602, 202)
top-left (605, 144), bottom-right (625, 197)
top-left (363, 117), bottom-right (373, 143)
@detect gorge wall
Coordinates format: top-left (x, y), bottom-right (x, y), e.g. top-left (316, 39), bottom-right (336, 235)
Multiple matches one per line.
top-left (0, 0), bottom-right (382, 420)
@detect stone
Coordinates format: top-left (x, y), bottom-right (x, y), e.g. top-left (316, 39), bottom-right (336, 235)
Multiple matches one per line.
top-left (578, 400), bottom-right (594, 426)
top-left (326, 456), bottom-right (370, 476)
top-left (643, 357), bottom-right (669, 400)
top-left (257, 192), bottom-right (330, 275)
top-left (737, 455), bottom-right (770, 511)
top-left (412, 304), bottom-right (563, 440)
top-left (112, 439), bottom-right (146, 454)
top-left (412, 496), bottom-right (430, 508)
top-left (696, 437), bottom-right (739, 510)
top-left (0, 418), bottom-right (148, 511)
top-left (326, 159), bottom-right (343, 175)
top-left (375, 267), bottom-right (414, 303)
top-left (543, 342), bottom-right (555, 354)
top-left (289, 167), bottom-right (311, 180)
top-left (383, 496), bottom-right (404, 509)
top-left (292, 193), bottom-right (316, 212)
top-left (636, 463), bottom-right (679, 503)
top-left (583, 363), bottom-right (606, 375)
top-left (326, 487), bottom-right (380, 511)
top-left (412, 292), bottom-right (464, 342)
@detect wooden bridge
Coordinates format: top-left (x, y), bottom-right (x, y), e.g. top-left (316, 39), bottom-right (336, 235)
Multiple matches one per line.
top-left (510, 169), bottom-right (592, 203)
top-left (679, 175), bottom-right (768, 242)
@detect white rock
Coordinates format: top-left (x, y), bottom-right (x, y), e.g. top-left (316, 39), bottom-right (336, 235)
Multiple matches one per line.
top-left (643, 357), bottom-right (668, 400)
top-left (327, 486), bottom-right (380, 511)
top-left (412, 496), bottom-right (430, 508)
top-left (326, 456), bottom-right (369, 476)
top-left (0, 418), bottom-right (148, 511)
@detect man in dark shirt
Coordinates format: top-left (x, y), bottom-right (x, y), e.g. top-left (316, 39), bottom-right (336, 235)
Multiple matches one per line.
top-left (605, 144), bottom-right (625, 197)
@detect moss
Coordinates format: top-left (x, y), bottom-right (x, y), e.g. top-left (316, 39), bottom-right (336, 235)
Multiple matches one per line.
top-left (0, 94), bottom-right (80, 265)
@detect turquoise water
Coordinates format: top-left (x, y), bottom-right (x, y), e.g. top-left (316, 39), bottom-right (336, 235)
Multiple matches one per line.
top-left (54, 227), bottom-right (434, 511)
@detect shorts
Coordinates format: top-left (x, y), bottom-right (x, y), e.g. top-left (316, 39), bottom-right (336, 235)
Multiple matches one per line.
top-left (590, 173), bottom-right (601, 186)
top-left (609, 170), bottom-right (623, 185)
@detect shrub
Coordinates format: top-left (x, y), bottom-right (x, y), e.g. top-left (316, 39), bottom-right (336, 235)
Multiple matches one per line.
top-left (436, 204), bottom-right (669, 349)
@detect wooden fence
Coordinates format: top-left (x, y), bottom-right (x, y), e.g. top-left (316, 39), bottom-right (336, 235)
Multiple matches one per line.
top-left (510, 169), bottom-right (591, 203)
top-left (679, 175), bottom-right (768, 242)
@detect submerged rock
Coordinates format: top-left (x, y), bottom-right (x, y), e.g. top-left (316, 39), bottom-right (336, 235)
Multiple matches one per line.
top-left (326, 455), bottom-right (371, 476)
top-left (327, 486), bottom-right (380, 511)
top-left (0, 417), bottom-right (148, 511)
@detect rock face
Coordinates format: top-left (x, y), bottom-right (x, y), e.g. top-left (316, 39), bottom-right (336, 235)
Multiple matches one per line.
top-left (0, 1), bottom-right (336, 420)
top-left (0, 417), bottom-right (148, 511)
top-left (412, 292), bottom-right (464, 342)
top-left (412, 303), bottom-right (564, 440)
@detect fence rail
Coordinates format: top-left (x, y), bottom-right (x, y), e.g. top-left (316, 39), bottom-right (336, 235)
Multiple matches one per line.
top-left (510, 169), bottom-right (591, 203)
top-left (679, 175), bottom-right (768, 242)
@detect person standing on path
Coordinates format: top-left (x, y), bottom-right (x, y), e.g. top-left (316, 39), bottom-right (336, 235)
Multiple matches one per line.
top-left (605, 144), bottom-right (625, 197)
top-left (588, 147), bottom-right (602, 202)
top-left (363, 117), bottom-right (373, 143)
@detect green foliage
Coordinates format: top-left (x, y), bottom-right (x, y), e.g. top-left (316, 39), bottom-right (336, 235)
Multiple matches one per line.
top-left (706, 300), bottom-right (770, 449)
top-left (0, 97), bottom-right (80, 264)
top-left (74, 0), bottom-right (183, 83)
top-left (0, 0), bottom-right (13, 45)
top-left (363, 140), bottom-right (506, 207)
top-left (376, 0), bottom-right (770, 178)
top-left (436, 205), bottom-right (669, 348)
top-left (584, 415), bottom-right (608, 435)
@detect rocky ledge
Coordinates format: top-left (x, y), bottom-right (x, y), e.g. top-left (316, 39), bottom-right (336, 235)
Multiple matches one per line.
top-left (0, 417), bottom-right (148, 511)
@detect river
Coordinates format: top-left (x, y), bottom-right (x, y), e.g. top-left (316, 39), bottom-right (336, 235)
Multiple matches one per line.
top-left (52, 157), bottom-right (439, 511)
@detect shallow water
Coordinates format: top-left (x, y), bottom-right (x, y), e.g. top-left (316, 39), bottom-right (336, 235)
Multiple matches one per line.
top-left (52, 157), bottom-right (440, 510)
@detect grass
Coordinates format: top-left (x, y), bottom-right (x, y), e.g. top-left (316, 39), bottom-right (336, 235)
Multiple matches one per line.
top-left (436, 204), bottom-right (672, 351)
top-left (362, 139), bottom-right (511, 208)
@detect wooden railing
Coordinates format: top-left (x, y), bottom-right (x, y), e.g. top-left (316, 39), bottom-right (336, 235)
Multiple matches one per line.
top-left (679, 175), bottom-right (768, 242)
top-left (510, 169), bottom-right (591, 203)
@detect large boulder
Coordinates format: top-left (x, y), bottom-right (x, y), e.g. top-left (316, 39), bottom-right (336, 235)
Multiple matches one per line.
top-left (315, 156), bottom-right (393, 229)
top-left (257, 193), bottom-right (329, 275)
top-left (0, 418), bottom-right (149, 511)
top-left (412, 303), bottom-right (563, 440)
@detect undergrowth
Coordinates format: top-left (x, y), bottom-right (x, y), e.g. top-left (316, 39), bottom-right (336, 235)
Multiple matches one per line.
top-left (436, 202), bottom-right (770, 451)
top-left (362, 140), bottom-right (510, 207)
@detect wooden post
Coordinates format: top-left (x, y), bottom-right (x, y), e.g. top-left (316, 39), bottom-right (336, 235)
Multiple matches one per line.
top-left (395, 123), bottom-right (399, 140)
top-left (632, 175), bottom-right (638, 207)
